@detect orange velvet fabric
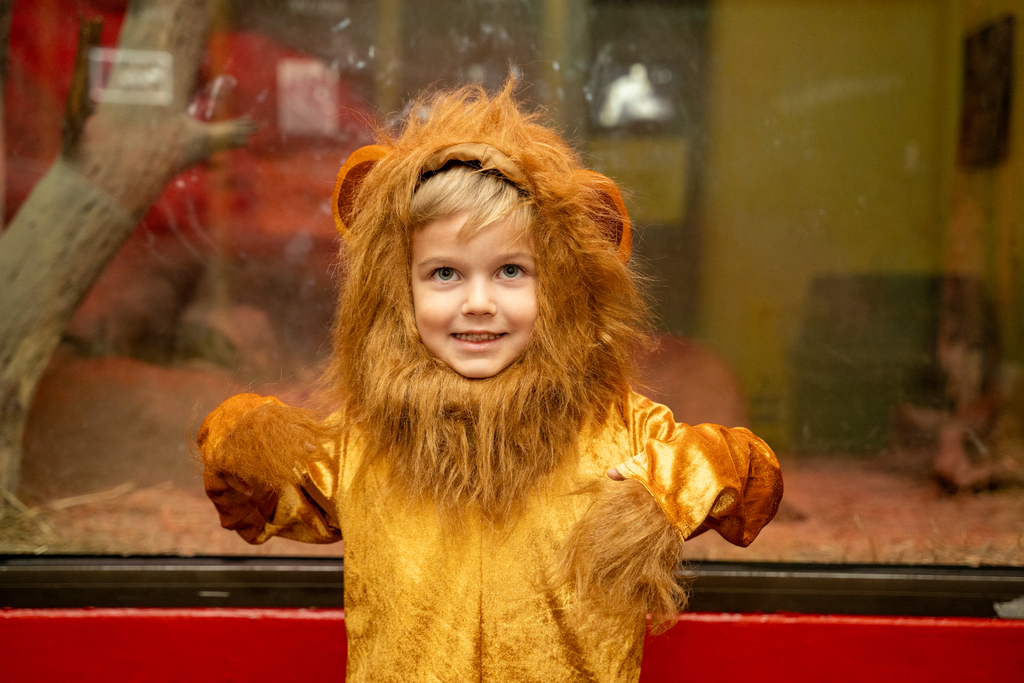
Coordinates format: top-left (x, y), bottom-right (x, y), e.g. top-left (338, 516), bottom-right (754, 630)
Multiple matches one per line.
top-left (200, 390), bottom-right (782, 682)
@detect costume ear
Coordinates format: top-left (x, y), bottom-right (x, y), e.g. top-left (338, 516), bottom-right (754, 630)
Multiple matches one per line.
top-left (332, 145), bottom-right (390, 238)
top-left (580, 170), bottom-right (632, 263)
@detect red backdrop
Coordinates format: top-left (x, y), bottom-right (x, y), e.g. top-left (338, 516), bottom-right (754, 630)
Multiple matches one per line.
top-left (2, 608), bottom-right (1022, 682)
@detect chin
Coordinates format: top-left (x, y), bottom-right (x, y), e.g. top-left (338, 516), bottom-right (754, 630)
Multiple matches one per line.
top-left (452, 363), bottom-right (505, 379)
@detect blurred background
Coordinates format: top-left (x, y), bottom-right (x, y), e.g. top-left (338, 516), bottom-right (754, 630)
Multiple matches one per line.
top-left (1, 0), bottom-right (1021, 566)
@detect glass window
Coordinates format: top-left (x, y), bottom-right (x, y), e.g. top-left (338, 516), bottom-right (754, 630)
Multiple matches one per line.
top-left (1, 0), bottom-right (1021, 569)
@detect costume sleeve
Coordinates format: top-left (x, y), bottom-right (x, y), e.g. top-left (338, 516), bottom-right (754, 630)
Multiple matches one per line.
top-left (256, 472), bottom-right (342, 545)
top-left (614, 392), bottom-right (783, 546)
top-left (199, 393), bottom-right (343, 546)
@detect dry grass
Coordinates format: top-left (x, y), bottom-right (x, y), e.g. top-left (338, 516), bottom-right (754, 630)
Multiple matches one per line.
top-left (0, 481), bottom-right (342, 557)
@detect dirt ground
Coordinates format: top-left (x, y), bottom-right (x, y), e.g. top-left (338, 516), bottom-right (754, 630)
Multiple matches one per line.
top-left (2, 454), bottom-right (1022, 565)
top-left (2, 349), bottom-right (1021, 564)
top-left (683, 455), bottom-right (1024, 566)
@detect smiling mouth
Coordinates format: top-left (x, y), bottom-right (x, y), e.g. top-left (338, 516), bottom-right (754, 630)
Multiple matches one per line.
top-left (453, 332), bottom-right (505, 342)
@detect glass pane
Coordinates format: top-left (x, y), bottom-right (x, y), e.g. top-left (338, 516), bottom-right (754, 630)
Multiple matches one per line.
top-left (2, 0), bottom-right (1021, 569)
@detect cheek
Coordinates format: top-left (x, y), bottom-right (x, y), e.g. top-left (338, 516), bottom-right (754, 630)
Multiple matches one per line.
top-left (410, 285), bottom-right (431, 338)
top-left (524, 302), bottom-right (539, 332)
top-left (411, 288), bottom-right (448, 339)
top-left (513, 286), bottom-right (539, 332)
top-left (526, 282), bottom-right (540, 325)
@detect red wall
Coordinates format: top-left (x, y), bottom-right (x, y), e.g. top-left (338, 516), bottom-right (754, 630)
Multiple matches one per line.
top-left (2, 608), bottom-right (1022, 681)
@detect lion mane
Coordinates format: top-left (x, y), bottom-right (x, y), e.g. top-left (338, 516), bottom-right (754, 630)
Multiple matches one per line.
top-left (203, 81), bottom-right (684, 628)
top-left (324, 81), bottom-right (649, 527)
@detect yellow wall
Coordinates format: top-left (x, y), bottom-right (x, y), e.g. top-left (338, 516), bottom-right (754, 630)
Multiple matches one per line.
top-left (698, 0), bottom-right (960, 447)
top-left (950, 0), bottom-right (1024, 362)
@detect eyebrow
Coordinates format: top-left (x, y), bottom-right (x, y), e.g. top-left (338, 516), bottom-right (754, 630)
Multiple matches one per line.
top-left (496, 251), bottom-right (536, 263)
top-left (415, 256), bottom-right (454, 269)
top-left (414, 251), bottom-right (536, 269)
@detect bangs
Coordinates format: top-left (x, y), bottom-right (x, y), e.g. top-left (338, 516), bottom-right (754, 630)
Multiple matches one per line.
top-left (410, 165), bottom-right (534, 242)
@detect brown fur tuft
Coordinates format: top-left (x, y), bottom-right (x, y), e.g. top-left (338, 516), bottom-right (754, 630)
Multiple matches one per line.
top-left (196, 396), bottom-right (334, 491)
top-left (550, 479), bottom-right (688, 633)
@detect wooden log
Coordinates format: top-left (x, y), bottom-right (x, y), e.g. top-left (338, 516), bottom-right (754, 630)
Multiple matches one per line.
top-left (0, 0), bottom-right (254, 509)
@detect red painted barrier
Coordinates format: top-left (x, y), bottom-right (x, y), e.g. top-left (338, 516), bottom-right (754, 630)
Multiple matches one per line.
top-left (641, 613), bottom-right (1024, 682)
top-left (1, 608), bottom-right (1022, 682)
top-left (0, 608), bottom-right (348, 682)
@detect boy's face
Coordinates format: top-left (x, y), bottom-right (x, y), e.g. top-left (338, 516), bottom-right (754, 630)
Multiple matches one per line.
top-left (411, 212), bottom-right (538, 378)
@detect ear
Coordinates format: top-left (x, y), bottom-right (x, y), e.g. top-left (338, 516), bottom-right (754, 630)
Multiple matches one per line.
top-left (332, 145), bottom-right (390, 238)
top-left (580, 170), bottom-right (632, 263)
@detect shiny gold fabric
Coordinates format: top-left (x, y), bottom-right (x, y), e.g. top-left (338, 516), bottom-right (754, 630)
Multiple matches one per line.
top-left (204, 390), bottom-right (782, 682)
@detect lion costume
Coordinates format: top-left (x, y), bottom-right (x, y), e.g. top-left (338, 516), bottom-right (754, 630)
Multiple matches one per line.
top-left (198, 82), bottom-right (782, 683)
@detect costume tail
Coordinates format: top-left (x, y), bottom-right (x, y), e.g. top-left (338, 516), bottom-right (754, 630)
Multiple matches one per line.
top-left (550, 479), bottom-right (687, 634)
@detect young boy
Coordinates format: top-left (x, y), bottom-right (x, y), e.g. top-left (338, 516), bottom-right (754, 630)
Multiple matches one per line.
top-left (199, 83), bottom-right (782, 683)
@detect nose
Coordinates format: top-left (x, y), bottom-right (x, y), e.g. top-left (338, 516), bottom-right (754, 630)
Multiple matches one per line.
top-left (461, 278), bottom-right (497, 316)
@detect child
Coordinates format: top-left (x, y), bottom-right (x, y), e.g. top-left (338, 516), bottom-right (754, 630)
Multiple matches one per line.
top-left (198, 82), bottom-right (782, 683)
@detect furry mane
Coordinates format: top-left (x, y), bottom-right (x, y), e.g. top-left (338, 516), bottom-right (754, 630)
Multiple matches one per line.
top-left (322, 81), bottom-right (650, 524)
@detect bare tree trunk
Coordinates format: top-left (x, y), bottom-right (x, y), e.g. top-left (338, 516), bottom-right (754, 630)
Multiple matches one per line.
top-left (0, 0), bottom-right (253, 510)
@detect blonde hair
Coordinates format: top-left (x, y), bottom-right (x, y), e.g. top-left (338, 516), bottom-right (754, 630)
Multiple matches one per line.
top-left (409, 165), bottom-right (535, 241)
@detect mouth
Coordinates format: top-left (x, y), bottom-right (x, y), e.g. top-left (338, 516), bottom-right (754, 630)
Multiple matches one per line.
top-left (452, 332), bottom-right (506, 342)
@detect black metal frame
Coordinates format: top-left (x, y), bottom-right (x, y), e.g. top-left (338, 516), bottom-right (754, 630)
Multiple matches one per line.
top-left (2, 555), bottom-right (1022, 617)
top-left (681, 561), bottom-right (1024, 617)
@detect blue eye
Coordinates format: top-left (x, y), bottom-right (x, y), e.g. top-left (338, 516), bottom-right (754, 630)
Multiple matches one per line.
top-left (435, 267), bottom-right (456, 281)
top-left (500, 264), bottom-right (521, 278)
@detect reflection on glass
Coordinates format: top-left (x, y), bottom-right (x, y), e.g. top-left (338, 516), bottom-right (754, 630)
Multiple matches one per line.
top-left (599, 63), bottom-right (674, 128)
top-left (0, 0), bottom-right (1020, 569)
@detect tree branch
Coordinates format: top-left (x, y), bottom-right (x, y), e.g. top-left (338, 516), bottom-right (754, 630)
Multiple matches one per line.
top-left (61, 17), bottom-right (102, 158)
top-left (0, 0), bottom-right (253, 509)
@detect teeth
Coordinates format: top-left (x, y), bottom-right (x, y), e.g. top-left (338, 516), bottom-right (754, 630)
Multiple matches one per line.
top-left (455, 333), bottom-right (502, 342)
